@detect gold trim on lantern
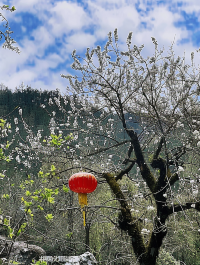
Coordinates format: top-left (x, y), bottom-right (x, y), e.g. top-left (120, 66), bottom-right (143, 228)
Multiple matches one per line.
top-left (82, 209), bottom-right (86, 227)
top-left (78, 193), bottom-right (87, 226)
top-left (78, 193), bottom-right (87, 207)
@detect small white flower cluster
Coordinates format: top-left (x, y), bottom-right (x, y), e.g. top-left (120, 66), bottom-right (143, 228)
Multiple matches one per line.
top-left (126, 32), bottom-right (133, 49)
top-left (154, 139), bottom-right (159, 144)
top-left (14, 117), bottom-right (18, 124)
top-left (192, 190), bottom-right (198, 196)
top-left (16, 154), bottom-right (21, 163)
top-left (141, 228), bottom-right (150, 235)
top-left (87, 123), bottom-right (93, 128)
top-left (54, 97), bottom-right (61, 108)
top-left (177, 166), bottom-right (184, 172)
top-left (134, 209), bottom-right (139, 213)
top-left (147, 206), bottom-right (155, 211)
top-left (37, 130), bottom-right (42, 140)
top-left (49, 98), bottom-right (54, 105)
top-left (177, 121), bottom-right (184, 128)
top-left (23, 160), bottom-right (31, 168)
top-left (192, 130), bottom-right (200, 146)
top-left (193, 130), bottom-right (200, 139)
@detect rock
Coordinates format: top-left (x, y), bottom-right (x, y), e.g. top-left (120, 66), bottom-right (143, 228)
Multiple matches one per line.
top-left (0, 235), bottom-right (97, 265)
top-left (0, 235), bottom-right (46, 264)
top-left (39, 251), bottom-right (97, 265)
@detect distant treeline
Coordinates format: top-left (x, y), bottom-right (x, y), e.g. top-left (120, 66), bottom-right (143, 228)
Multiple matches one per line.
top-left (0, 85), bottom-right (143, 137)
top-left (0, 86), bottom-right (71, 132)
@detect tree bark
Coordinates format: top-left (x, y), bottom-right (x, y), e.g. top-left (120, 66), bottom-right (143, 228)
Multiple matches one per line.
top-left (103, 172), bottom-right (170, 265)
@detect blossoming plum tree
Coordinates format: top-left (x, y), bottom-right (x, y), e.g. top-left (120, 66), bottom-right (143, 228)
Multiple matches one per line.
top-left (57, 28), bottom-right (200, 265)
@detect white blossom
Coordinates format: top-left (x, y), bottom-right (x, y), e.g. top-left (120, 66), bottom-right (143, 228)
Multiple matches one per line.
top-left (147, 206), bottom-right (155, 211)
top-left (73, 120), bottom-right (78, 128)
top-left (14, 118), bottom-right (18, 124)
top-left (48, 98), bottom-right (53, 105)
top-left (177, 121), bottom-right (184, 128)
top-left (154, 139), bottom-right (159, 144)
top-left (1, 129), bottom-right (8, 137)
top-left (87, 123), bottom-right (93, 128)
top-left (192, 190), bottom-right (198, 195)
top-left (178, 166), bottom-right (184, 172)
top-left (23, 160), bottom-right (31, 168)
top-left (193, 130), bottom-right (200, 140)
top-left (37, 130), bottom-right (42, 139)
top-left (16, 155), bottom-right (21, 163)
top-left (50, 129), bottom-right (55, 135)
top-left (141, 228), bottom-right (150, 234)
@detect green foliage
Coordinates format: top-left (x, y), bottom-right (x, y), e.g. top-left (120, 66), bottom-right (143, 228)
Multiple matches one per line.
top-left (0, 148), bottom-right (11, 162)
top-left (0, 119), bottom-right (6, 129)
top-left (31, 259), bottom-right (47, 265)
top-left (2, 5), bottom-right (16, 11)
top-left (63, 185), bottom-right (69, 193)
top-left (45, 213), bottom-right (54, 222)
top-left (156, 249), bottom-right (179, 265)
top-left (42, 133), bottom-right (73, 150)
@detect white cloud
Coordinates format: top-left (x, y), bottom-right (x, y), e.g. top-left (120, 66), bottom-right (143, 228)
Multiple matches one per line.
top-left (0, 0), bottom-right (200, 95)
top-left (48, 1), bottom-right (93, 37)
top-left (64, 32), bottom-right (97, 53)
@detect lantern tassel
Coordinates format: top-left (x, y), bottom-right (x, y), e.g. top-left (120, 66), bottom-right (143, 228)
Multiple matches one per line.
top-left (82, 209), bottom-right (86, 227)
top-left (78, 193), bottom-right (87, 226)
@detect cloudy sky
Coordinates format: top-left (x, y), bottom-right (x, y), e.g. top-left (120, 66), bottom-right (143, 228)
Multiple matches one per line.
top-left (0, 0), bottom-right (200, 96)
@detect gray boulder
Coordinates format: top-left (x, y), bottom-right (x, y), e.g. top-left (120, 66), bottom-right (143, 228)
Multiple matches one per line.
top-left (0, 235), bottom-right (97, 265)
top-left (0, 235), bottom-right (46, 264)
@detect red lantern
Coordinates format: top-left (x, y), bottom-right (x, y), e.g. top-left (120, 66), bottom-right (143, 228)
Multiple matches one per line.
top-left (68, 172), bottom-right (97, 226)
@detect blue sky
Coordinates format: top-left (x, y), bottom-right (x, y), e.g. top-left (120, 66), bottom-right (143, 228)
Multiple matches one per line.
top-left (0, 0), bottom-right (200, 96)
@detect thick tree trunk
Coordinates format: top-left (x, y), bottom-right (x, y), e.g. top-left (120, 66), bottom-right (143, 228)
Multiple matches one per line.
top-left (103, 173), bottom-right (168, 265)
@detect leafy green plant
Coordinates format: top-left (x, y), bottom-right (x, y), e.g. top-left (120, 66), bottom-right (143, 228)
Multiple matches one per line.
top-left (31, 259), bottom-right (47, 265)
top-left (156, 249), bottom-right (180, 265)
